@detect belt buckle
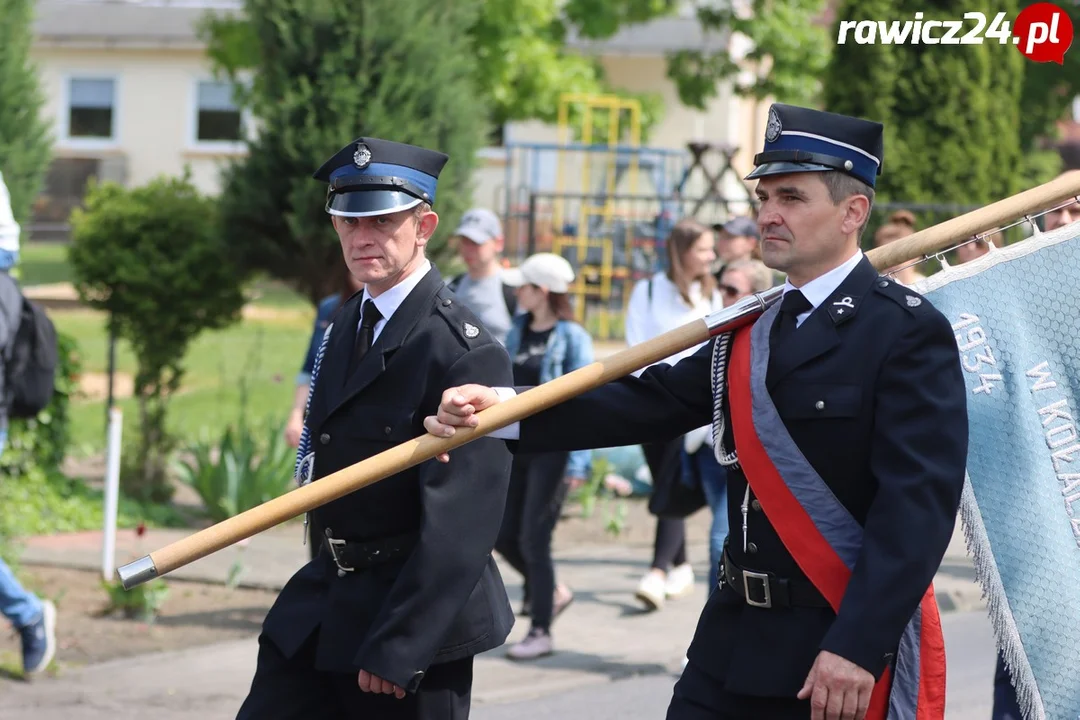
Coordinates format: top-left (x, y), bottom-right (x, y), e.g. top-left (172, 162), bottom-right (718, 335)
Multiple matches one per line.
top-left (742, 570), bottom-right (772, 608)
top-left (326, 535), bottom-right (354, 577)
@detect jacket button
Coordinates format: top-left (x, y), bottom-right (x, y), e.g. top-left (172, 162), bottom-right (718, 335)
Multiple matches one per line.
top-left (320, 433), bottom-right (331, 445)
top-left (384, 426), bottom-right (392, 435)
top-left (815, 400), bottom-right (825, 410)
top-left (751, 499), bottom-right (762, 511)
top-left (879, 280), bottom-right (889, 287)
top-left (747, 542), bottom-right (758, 553)
top-left (442, 298), bottom-right (452, 306)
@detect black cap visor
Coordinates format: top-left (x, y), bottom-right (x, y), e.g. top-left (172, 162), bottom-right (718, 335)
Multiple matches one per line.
top-left (744, 161), bottom-right (836, 181)
top-left (326, 190), bottom-right (422, 218)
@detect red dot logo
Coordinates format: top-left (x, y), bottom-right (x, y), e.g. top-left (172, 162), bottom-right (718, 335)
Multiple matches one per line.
top-left (1013, 2), bottom-right (1074, 64)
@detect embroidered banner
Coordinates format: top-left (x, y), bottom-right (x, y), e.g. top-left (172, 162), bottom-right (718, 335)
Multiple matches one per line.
top-left (911, 222), bottom-right (1080, 720)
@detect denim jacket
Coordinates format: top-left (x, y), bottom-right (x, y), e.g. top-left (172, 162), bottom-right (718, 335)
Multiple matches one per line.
top-left (505, 314), bottom-right (594, 479)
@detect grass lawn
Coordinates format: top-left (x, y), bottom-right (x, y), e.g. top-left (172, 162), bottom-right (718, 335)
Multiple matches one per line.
top-left (17, 241), bottom-right (72, 286)
top-left (58, 306), bottom-right (316, 454)
top-left (14, 240), bottom-right (321, 453)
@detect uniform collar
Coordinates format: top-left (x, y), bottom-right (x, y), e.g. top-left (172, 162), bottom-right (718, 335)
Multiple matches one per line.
top-left (361, 258), bottom-right (432, 322)
top-left (782, 250), bottom-right (864, 309)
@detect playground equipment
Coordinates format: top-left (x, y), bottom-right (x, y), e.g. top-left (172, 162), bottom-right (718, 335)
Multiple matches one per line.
top-left (495, 95), bottom-right (757, 340)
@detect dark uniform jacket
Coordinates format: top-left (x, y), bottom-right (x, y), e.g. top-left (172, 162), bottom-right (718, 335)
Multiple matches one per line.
top-left (262, 265), bottom-right (515, 694)
top-left (515, 256), bottom-right (968, 697)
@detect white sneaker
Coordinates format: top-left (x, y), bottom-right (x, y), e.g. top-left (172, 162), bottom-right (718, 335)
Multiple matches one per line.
top-left (665, 563), bottom-right (695, 599)
top-left (635, 571), bottom-right (667, 611)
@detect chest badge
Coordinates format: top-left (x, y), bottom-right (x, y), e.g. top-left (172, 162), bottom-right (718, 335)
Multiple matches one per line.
top-left (463, 322), bottom-right (480, 339)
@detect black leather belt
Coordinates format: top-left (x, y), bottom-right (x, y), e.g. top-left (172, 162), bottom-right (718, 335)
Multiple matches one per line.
top-left (322, 529), bottom-right (417, 577)
top-left (722, 548), bottom-right (832, 609)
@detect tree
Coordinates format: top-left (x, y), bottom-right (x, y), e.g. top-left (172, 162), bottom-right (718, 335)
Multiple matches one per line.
top-left (669, 0), bottom-right (831, 109)
top-left (208, 0), bottom-right (490, 304)
top-left (68, 174), bottom-right (246, 502)
top-left (1017, 2), bottom-right (1080, 154)
top-left (0, 0), bottom-right (52, 227)
top-left (823, 0), bottom-right (1025, 207)
top-left (199, 0), bottom-right (836, 301)
top-left (202, 0), bottom-right (831, 149)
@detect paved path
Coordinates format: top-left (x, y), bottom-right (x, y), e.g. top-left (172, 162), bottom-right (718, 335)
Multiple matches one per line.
top-left (0, 518), bottom-right (987, 718)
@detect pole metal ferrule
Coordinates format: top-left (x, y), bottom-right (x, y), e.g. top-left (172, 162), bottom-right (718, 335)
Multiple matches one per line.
top-left (704, 286), bottom-right (784, 335)
top-left (116, 555), bottom-right (159, 590)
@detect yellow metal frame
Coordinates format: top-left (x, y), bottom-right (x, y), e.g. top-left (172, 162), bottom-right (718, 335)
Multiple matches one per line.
top-left (551, 94), bottom-right (641, 338)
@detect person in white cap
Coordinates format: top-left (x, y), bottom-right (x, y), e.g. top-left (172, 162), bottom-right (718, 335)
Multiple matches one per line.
top-left (447, 208), bottom-right (517, 345)
top-left (495, 252), bottom-right (594, 660)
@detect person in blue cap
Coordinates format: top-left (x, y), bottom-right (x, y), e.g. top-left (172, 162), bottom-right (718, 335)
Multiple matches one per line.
top-left (237, 137), bottom-right (516, 720)
top-left (423, 102), bottom-right (969, 720)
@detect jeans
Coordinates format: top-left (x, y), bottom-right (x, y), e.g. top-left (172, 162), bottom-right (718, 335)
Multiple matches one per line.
top-left (0, 428), bottom-right (45, 629)
top-left (682, 445), bottom-right (730, 593)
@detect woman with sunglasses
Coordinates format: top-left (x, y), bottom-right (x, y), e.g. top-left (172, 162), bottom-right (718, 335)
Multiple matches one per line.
top-left (625, 219), bottom-right (723, 612)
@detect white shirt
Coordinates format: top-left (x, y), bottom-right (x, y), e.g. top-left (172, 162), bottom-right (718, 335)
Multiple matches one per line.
top-left (783, 250), bottom-right (864, 327)
top-left (488, 252), bottom-right (866, 442)
top-left (357, 259), bottom-right (432, 342)
top-left (0, 171), bottom-right (20, 253)
top-left (625, 272), bottom-right (723, 370)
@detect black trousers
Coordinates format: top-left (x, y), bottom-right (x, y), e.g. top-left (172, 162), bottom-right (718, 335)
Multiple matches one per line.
top-left (494, 450), bottom-right (570, 632)
top-left (236, 631), bottom-right (473, 720)
top-left (643, 439), bottom-right (688, 570)
top-left (667, 658), bottom-right (811, 720)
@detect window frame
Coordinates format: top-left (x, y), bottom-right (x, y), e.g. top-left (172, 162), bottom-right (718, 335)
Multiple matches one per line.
top-left (59, 74), bottom-right (121, 150)
top-left (187, 76), bottom-right (251, 153)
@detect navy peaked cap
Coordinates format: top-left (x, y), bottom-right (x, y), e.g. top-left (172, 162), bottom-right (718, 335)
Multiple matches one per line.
top-left (746, 104), bottom-right (884, 188)
top-left (313, 137), bottom-right (449, 217)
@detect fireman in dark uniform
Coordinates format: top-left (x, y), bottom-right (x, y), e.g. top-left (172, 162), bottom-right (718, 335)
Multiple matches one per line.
top-left (423, 105), bottom-right (969, 720)
top-left (237, 137), bottom-right (515, 720)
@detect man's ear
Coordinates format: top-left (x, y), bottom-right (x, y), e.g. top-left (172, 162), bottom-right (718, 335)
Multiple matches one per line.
top-left (416, 210), bottom-right (439, 247)
top-left (842, 194), bottom-right (871, 236)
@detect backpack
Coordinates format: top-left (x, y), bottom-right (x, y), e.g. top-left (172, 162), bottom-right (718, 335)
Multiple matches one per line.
top-left (448, 273), bottom-right (518, 316)
top-left (4, 292), bottom-right (59, 419)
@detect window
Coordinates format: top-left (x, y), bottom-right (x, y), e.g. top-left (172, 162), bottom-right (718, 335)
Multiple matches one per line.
top-left (195, 81), bottom-right (243, 143)
top-left (68, 78), bottom-right (115, 139)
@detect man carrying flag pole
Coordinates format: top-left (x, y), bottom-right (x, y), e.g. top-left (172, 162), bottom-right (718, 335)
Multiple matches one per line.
top-left (424, 103), bottom-right (969, 720)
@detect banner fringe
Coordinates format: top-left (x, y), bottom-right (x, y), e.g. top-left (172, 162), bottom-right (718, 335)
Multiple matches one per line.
top-left (959, 477), bottom-right (1045, 720)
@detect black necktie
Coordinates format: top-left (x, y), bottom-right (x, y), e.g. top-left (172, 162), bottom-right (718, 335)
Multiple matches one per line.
top-left (772, 289), bottom-right (812, 347)
top-left (350, 300), bottom-right (382, 375)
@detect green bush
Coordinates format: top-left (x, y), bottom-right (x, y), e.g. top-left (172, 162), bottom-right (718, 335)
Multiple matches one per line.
top-left (68, 173), bottom-right (247, 503)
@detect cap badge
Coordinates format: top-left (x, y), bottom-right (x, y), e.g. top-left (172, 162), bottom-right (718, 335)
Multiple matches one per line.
top-left (353, 143), bottom-right (372, 169)
top-left (906, 295), bottom-right (922, 307)
top-left (765, 108), bottom-right (782, 143)
top-left (463, 323), bottom-right (480, 339)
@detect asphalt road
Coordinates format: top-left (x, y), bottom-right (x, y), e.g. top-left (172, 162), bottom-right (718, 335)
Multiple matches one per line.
top-left (472, 610), bottom-right (1000, 720)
